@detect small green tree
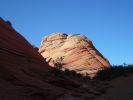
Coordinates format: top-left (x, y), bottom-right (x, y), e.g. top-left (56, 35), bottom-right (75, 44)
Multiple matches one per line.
top-left (53, 57), bottom-right (64, 70)
top-left (51, 57), bottom-right (64, 77)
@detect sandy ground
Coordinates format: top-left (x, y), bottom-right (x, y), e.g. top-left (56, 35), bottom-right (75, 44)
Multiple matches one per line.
top-left (95, 74), bottom-right (133, 100)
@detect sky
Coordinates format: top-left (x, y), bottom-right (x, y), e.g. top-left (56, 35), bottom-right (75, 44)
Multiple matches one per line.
top-left (0, 0), bottom-right (133, 65)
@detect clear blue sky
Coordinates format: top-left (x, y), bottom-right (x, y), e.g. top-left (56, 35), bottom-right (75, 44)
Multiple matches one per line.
top-left (0, 0), bottom-right (133, 65)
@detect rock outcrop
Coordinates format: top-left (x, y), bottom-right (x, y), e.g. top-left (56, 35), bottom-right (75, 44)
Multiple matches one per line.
top-left (0, 17), bottom-right (57, 100)
top-left (0, 18), bottom-right (109, 100)
top-left (39, 32), bottom-right (111, 77)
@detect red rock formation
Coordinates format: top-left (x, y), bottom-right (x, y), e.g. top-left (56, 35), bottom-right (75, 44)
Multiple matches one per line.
top-left (0, 17), bottom-right (58, 100)
top-left (0, 18), bottom-right (109, 100)
top-left (39, 32), bottom-right (111, 77)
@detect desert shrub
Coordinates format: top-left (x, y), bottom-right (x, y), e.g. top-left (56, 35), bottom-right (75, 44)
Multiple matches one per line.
top-left (50, 57), bottom-right (91, 80)
top-left (53, 57), bottom-right (64, 70)
top-left (64, 69), bottom-right (77, 76)
top-left (49, 57), bottom-right (64, 77)
top-left (50, 67), bottom-right (84, 78)
top-left (50, 67), bottom-right (64, 77)
top-left (95, 65), bottom-right (133, 80)
top-left (6, 20), bottom-right (12, 26)
top-left (64, 69), bottom-right (88, 79)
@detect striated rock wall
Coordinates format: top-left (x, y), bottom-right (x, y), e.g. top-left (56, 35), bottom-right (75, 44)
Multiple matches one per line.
top-left (0, 18), bottom-right (109, 100)
top-left (39, 32), bottom-right (111, 77)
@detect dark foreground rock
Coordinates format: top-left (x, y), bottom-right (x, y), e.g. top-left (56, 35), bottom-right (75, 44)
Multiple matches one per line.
top-left (0, 18), bottom-right (109, 100)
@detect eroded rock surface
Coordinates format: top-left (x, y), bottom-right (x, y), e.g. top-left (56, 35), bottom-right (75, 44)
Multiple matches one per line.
top-left (0, 18), bottom-right (109, 100)
top-left (39, 32), bottom-right (111, 77)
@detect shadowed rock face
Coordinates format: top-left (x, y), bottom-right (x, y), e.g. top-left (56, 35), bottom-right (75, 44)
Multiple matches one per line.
top-left (0, 18), bottom-right (110, 100)
top-left (0, 18), bottom-right (56, 100)
top-left (0, 18), bottom-right (69, 100)
top-left (39, 32), bottom-right (111, 77)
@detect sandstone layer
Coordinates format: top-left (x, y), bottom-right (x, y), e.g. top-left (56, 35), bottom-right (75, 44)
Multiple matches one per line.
top-left (39, 32), bottom-right (111, 77)
top-left (0, 18), bottom-right (108, 100)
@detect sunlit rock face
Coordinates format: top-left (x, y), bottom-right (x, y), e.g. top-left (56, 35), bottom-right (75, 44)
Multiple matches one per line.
top-left (39, 32), bottom-right (111, 77)
top-left (0, 18), bottom-right (111, 100)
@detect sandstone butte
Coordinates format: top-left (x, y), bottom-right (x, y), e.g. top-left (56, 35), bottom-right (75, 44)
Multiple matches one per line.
top-left (1, 17), bottom-right (133, 100)
top-left (0, 17), bottom-right (111, 100)
top-left (39, 32), bottom-right (111, 77)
